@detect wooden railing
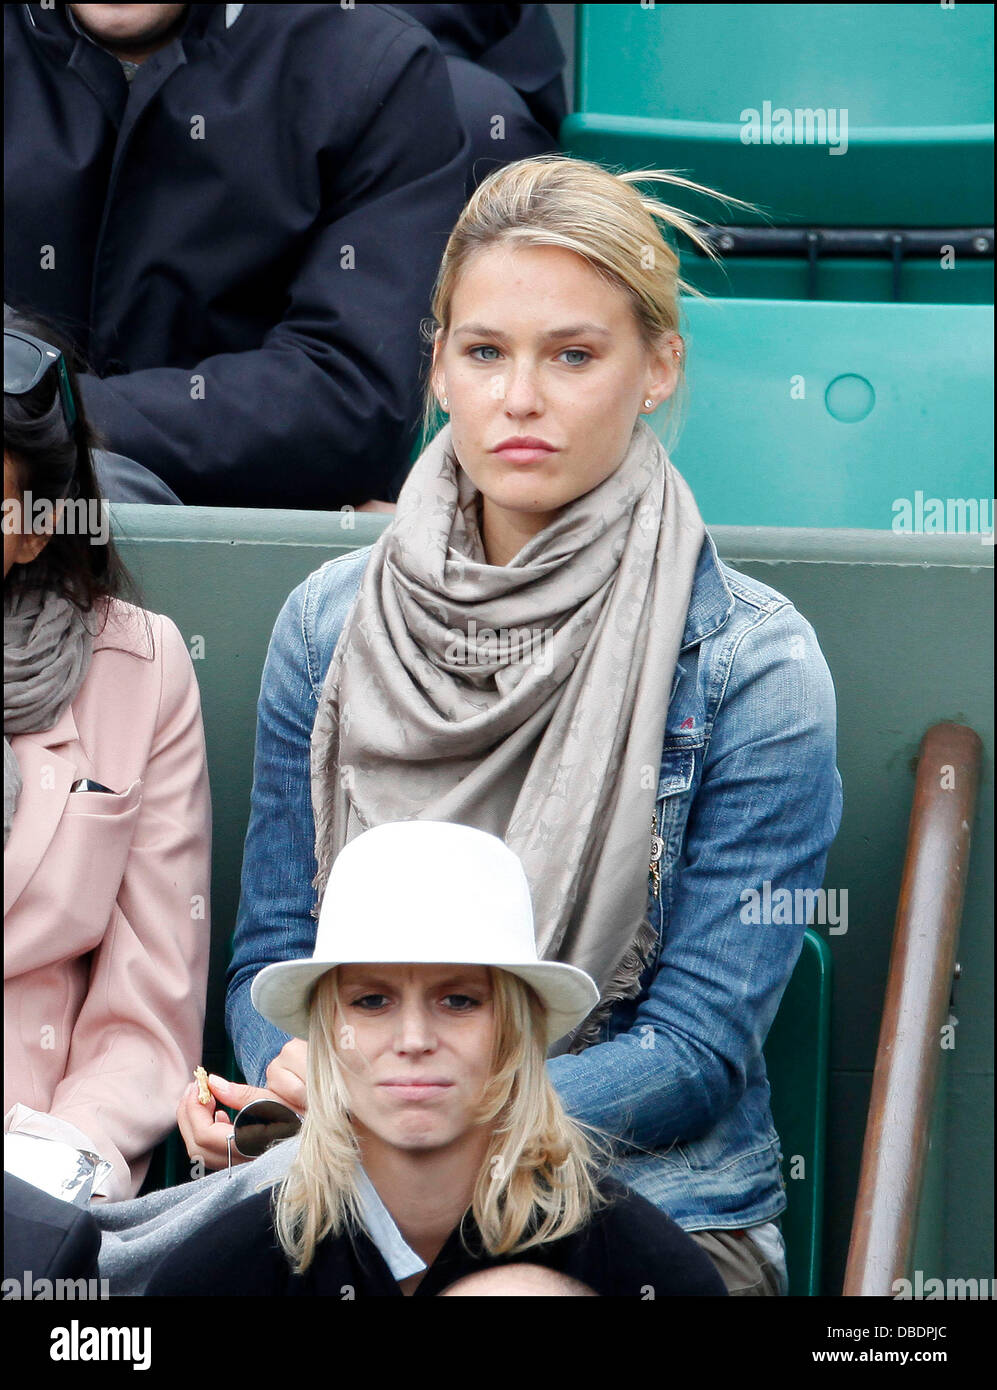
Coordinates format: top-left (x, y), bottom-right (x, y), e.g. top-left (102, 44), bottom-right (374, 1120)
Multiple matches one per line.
top-left (843, 722), bottom-right (983, 1295)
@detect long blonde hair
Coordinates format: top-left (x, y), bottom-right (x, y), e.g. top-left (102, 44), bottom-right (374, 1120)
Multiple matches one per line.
top-left (272, 967), bottom-right (610, 1274)
top-left (421, 153), bottom-right (756, 450)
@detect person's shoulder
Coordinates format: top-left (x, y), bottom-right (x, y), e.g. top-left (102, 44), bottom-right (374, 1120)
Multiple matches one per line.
top-left (146, 1186), bottom-right (285, 1297)
top-left (91, 598), bottom-right (157, 662)
top-left (91, 598), bottom-right (201, 699)
top-left (587, 1177), bottom-right (728, 1296)
top-left (298, 546), bottom-right (374, 667)
top-left (259, 547), bottom-right (373, 702)
top-left (716, 556), bottom-right (795, 625)
top-left (701, 542), bottom-right (835, 697)
top-left (304, 546), bottom-right (374, 604)
top-left (243, 3), bottom-right (441, 64)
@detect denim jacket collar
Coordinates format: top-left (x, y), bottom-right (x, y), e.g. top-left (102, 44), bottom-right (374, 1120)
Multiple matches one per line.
top-left (680, 532), bottom-right (736, 654)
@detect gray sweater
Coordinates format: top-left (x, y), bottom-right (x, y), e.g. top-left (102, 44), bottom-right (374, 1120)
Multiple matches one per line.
top-left (96, 1139), bottom-right (298, 1295)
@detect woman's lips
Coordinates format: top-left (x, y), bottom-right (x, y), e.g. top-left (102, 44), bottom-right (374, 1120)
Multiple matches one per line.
top-left (379, 1082), bottom-right (453, 1100)
top-left (493, 446), bottom-right (558, 464)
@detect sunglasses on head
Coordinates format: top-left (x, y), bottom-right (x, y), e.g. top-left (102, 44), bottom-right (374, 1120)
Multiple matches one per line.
top-left (4, 327), bottom-right (79, 434)
top-left (226, 1098), bottom-right (303, 1175)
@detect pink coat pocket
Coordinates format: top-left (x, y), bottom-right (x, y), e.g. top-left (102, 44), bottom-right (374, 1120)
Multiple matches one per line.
top-left (25, 779), bottom-right (144, 967)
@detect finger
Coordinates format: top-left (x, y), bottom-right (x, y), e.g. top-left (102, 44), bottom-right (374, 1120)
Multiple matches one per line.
top-left (177, 1083), bottom-right (213, 1135)
top-left (206, 1075), bottom-right (273, 1110)
top-left (267, 1038), bottom-right (308, 1083)
top-left (265, 1067), bottom-right (307, 1112)
top-left (177, 1095), bottom-right (229, 1168)
top-left (175, 1080), bottom-right (197, 1125)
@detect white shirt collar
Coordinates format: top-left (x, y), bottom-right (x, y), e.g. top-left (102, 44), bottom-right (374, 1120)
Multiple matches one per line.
top-left (354, 1167), bottom-right (427, 1282)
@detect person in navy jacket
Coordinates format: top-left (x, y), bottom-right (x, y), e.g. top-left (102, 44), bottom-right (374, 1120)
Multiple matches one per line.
top-left (4, 3), bottom-right (473, 508)
top-left (395, 5), bottom-right (568, 195)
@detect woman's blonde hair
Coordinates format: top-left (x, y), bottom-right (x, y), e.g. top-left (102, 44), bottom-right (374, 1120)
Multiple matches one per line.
top-left (421, 153), bottom-right (756, 450)
top-left (272, 966), bottom-right (610, 1274)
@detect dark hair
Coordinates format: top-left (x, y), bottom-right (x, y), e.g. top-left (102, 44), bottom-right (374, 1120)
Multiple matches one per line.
top-left (4, 307), bottom-right (135, 616)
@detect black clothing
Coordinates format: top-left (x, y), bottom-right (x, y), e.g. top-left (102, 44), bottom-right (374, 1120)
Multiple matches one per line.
top-left (93, 449), bottom-right (183, 504)
top-left (146, 1176), bottom-right (728, 1297)
top-left (401, 5), bottom-right (568, 197)
top-left (398, 5), bottom-right (568, 138)
top-left (4, 3), bottom-right (468, 508)
top-left (3, 1173), bottom-right (101, 1286)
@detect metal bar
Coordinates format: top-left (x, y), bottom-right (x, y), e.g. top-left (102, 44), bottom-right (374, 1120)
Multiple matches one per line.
top-left (842, 722), bottom-right (982, 1297)
top-left (697, 227), bottom-right (994, 260)
top-left (807, 230), bottom-right (820, 299)
top-left (891, 233), bottom-right (905, 302)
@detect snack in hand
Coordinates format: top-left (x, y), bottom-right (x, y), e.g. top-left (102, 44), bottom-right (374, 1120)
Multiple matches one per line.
top-left (193, 1065), bottom-right (212, 1106)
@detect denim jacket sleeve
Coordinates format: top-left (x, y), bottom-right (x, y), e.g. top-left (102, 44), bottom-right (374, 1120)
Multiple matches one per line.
top-left (226, 550), bottom-right (369, 1085)
top-left (225, 576), bottom-right (319, 1086)
top-left (546, 602), bottom-right (843, 1151)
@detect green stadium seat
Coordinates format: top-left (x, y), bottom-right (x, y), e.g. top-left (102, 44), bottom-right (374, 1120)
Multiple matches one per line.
top-left (561, 4), bottom-right (994, 302)
top-left (764, 929), bottom-right (832, 1296)
top-left (666, 297), bottom-right (994, 528)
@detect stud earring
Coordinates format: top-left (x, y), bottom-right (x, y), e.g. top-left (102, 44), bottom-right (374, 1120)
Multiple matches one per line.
top-left (441, 396), bottom-right (449, 410)
top-left (644, 398), bottom-right (654, 410)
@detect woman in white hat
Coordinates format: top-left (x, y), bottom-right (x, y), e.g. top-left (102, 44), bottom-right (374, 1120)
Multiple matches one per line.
top-left (151, 822), bottom-right (725, 1296)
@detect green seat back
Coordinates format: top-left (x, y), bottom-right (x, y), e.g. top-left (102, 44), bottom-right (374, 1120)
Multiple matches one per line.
top-left (667, 298), bottom-right (994, 528)
top-left (764, 928), bottom-right (833, 1296)
top-left (565, 3), bottom-right (994, 226)
top-left (562, 4), bottom-right (994, 302)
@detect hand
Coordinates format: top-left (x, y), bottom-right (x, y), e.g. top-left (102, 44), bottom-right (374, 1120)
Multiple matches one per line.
top-left (176, 1074), bottom-right (284, 1172)
top-left (265, 1039), bottom-right (309, 1114)
top-left (355, 499), bottom-right (397, 514)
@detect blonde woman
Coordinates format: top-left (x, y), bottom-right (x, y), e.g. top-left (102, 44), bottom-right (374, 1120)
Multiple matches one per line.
top-left (150, 822), bottom-right (726, 1296)
top-left (203, 155), bottom-right (842, 1297)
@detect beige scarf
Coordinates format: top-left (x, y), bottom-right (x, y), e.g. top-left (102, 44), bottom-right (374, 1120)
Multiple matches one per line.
top-left (311, 419), bottom-right (705, 1049)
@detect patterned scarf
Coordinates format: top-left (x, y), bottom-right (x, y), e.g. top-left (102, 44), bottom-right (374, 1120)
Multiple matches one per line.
top-left (311, 420), bottom-right (704, 1049)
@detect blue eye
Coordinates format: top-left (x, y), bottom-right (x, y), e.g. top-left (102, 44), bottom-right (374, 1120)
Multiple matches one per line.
top-left (467, 346), bottom-right (590, 365)
top-left (443, 994), bottom-right (480, 1011)
top-left (352, 994), bottom-right (389, 1010)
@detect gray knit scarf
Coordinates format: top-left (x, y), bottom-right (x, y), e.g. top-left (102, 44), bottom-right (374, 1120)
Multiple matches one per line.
top-left (4, 585), bottom-right (94, 848)
top-left (311, 419), bottom-right (705, 1050)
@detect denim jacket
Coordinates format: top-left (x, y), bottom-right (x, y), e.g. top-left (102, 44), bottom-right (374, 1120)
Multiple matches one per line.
top-left (226, 531), bottom-right (843, 1233)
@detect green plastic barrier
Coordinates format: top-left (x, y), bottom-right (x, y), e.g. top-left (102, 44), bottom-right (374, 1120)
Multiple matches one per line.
top-left (115, 510), bottom-right (992, 1293)
top-left (665, 298), bottom-right (994, 528)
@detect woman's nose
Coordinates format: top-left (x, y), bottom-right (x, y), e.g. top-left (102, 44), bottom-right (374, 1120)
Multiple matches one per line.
top-left (502, 362), bottom-right (542, 415)
top-left (393, 1002), bottom-right (436, 1054)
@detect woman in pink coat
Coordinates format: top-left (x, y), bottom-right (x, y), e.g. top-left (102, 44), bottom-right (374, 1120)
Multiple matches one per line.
top-left (3, 310), bottom-right (211, 1201)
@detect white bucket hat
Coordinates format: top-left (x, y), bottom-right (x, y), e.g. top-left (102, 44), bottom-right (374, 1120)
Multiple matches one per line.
top-left (251, 821), bottom-right (600, 1047)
